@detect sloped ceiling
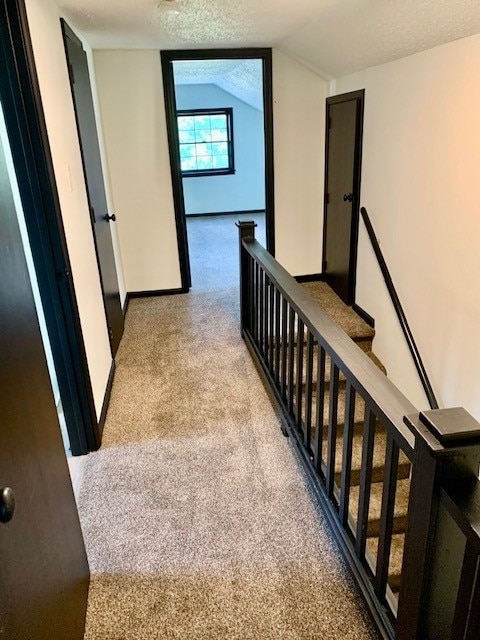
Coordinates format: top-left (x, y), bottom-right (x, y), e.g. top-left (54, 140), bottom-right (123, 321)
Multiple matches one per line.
top-left (57, 0), bottom-right (480, 78)
top-left (173, 60), bottom-right (264, 111)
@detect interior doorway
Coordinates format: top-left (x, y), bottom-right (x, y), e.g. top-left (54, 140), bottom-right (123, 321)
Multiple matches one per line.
top-left (161, 49), bottom-right (275, 292)
top-left (322, 90), bottom-right (364, 305)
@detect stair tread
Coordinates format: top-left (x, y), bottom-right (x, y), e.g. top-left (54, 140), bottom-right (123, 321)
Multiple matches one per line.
top-left (349, 478), bottom-right (410, 537)
top-left (300, 281), bottom-right (375, 342)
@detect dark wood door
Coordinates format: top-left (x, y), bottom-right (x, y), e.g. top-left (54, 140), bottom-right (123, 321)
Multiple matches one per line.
top-left (0, 110), bottom-right (89, 639)
top-left (62, 20), bottom-right (124, 356)
top-left (323, 90), bottom-right (364, 304)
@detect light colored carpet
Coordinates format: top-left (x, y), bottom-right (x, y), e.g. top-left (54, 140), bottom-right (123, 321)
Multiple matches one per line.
top-left (78, 216), bottom-right (376, 639)
top-left (186, 212), bottom-right (266, 291)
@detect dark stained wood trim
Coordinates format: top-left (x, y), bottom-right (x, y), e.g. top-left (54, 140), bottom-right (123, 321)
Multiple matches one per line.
top-left (352, 302), bottom-right (375, 328)
top-left (294, 273), bottom-right (325, 283)
top-left (122, 293), bottom-right (130, 316)
top-left (186, 209), bottom-right (265, 218)
top-left (128, 287), bottom-right (186, 298)
top-left (97, 359), bottom-right (115, 439)
top-left (160, 47), bottom-right (275, 291)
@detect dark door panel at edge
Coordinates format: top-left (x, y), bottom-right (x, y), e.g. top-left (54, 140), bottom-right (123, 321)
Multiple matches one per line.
top-left (61, 20), bottom-right (124, 355)
top-left (0, 106), bottom-right (89, 640)
top-left (323, 91), bottom-right (364, 305)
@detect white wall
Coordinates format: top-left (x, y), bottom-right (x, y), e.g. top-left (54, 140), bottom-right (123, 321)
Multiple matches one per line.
top-left (273, 48), bottom-right (329, 276)
top-left (25, 0), bottom-right (113, 418)
top-left (175, 83), bottom-right (265, 215)
top-left (93, 50), bottom-right (182, 293)
top-left (334, 33), bottom-right (480, 418)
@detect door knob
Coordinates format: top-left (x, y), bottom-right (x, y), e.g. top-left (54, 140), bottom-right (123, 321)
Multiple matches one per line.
top-left (0, 487), bottom-right (15, 524)
top-left (105, 213), bottom-right (116, 222)
top-left (343, 193), bottom-right (353, 202)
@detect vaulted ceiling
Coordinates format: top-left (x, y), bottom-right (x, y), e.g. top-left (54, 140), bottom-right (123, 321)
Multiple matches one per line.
top-left (57, 0), bottom-right (480, 78)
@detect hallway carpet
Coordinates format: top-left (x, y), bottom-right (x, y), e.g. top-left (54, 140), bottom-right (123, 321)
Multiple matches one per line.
top-left (78, 217), bottom-right (376, 639)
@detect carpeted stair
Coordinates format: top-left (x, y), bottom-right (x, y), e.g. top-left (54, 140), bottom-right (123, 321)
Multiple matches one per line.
top-left (299, 281), bottom-right (410, 600)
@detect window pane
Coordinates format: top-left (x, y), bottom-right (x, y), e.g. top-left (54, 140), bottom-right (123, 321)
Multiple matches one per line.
top-left (179, 130), bottom-right (195, 144)
top-left (180, 143), bottom-right (197, 158)
top-left (213, 155), bottom-right (229, 169)
top-left (212, 142), bottom-right (228, 156)
top-left (197, 156), bottom-right (214, 170)
top-left (195, 129), bottom-right (212, 143)
top-left (181, 157), bottom-right (197, 171)
top-left (193, 115), bottom-right (210, 129)
top-left (211, 128), bottom-right (228, 142)
top-left (210, 115), bottom-right (227, 129)
top-left (177, 116), bottom-right (193, 131)
top-left (195, 143), bottom-right (212, 157)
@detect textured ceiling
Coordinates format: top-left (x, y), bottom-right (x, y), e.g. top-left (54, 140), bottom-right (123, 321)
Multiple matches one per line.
top-left (173, 59), bottom-right (264, 111)
top-left (57, 0), bottom-right (480, 77)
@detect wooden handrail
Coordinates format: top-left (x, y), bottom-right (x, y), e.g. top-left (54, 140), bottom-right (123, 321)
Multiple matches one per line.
top-left (359, 207), bottom-right (439, 410)
top-left (238, 220), bottom-right (480, 640)
top-left (242, 234), bottom-right (416, 455)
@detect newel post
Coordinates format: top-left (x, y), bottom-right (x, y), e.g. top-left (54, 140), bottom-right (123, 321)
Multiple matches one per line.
top-left (396, 408), bottom-right (480, 640)
top-left (236, 220), bottom-right (256, 333)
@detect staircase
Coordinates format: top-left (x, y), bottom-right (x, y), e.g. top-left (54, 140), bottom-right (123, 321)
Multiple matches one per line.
top-left (299, 281), bottom-right (410, 603)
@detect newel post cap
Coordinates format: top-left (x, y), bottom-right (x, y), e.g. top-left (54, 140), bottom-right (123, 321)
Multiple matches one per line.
top-left (418, 407), bottom-right (480, 446)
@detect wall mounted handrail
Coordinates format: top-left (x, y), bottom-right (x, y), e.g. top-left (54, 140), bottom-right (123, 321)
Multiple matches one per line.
top-left (359, 207), bottom-right (439, 410)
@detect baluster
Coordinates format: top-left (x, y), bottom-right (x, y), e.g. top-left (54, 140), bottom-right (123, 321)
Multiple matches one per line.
top-left (281, 298), bottom-right (288, 400)
top-left (263, 274), bottom-right (269, 364)
top-left (374, 431), bottom-right (399, 599)
top-left (295, 319), bottom-right (305, 430)
top-left (339, 383), bottom-right (356, 527)
top-left (313, 346), bottom-right (326, 474)
top-left (269, 280), bottom-right (275, 373)
top-left (326, 362), bottom-right (340, 499)
top-left (355, 407), bottom-right (376, 560)
top-left (274, 289), bottom-right (281, 383)
top-left (303, 331), bottom-right (314, 450)
top-left (253, 262), bottom-right (259, 343)
top-left (287, 307), bottom-right (295, 417)
top-left (259, 269), bottom-right (264, 356)
top-left (249, 255), bottom-right (255, 334)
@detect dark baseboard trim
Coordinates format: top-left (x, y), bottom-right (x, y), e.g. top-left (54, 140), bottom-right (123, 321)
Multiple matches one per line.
top-left (294, 273), bottom-right (325, 283)
top-left (353, 303), bottom-right (375, 328)
top-left (186, 209), bottom-right (265, 218)
top-left (128, 287), bottom-right (187, 299)
top-left (122, 293), bottom-right (130, 317)
top-left (98, 360), bottom-right (115, 440)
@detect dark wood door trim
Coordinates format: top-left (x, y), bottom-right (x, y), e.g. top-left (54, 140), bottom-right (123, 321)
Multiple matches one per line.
top-left (0, 0), bottom-right (99, 453)
top-left (322, 89), bottom-right (365, 305)
top-left (161, 48), bottom-right (275, 291)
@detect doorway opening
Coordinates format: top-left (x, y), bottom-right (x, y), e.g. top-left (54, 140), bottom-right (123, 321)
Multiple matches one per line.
top-left (161, 49), bottom-right (275, 292)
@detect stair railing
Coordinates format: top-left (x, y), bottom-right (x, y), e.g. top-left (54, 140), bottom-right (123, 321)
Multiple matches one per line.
top-left (359, 206), bottom-right (439, 410)
top-left (237, 220), bottom-right (480, 640)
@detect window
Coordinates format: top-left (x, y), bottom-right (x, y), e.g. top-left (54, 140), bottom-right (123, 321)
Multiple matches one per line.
top-left (177, 108), bottom-right (234, 177)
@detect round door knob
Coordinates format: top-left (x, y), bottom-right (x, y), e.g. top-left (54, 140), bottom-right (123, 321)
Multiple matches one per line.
top-left (343, 193), bottom-right (353, 202)
top-left (105, 213), bottom-right (116, 222)
top-left (0, 487), bottom-right (15, 524)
